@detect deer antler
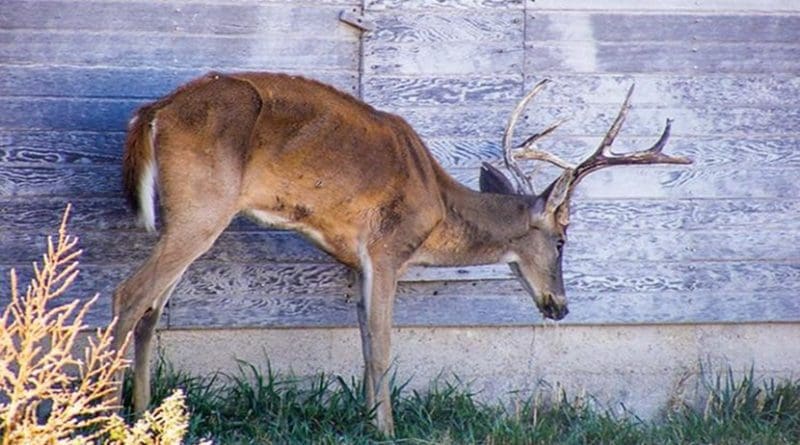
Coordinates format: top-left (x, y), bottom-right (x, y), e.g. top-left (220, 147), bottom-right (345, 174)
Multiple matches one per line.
top-left (568, 84), bottom-right (692, 192)
top-left (502, 79), bottom-right (564, 195)
top-left (509, 82), bottom-right (692, 198)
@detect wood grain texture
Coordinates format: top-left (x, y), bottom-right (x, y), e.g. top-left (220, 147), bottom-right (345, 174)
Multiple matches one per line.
top-left (5, 258), bottom-right (796, 328)
top-left (524, 41), bottom-right (800, 74)
top-left (423, 136), bottom-right (800, 169)
top-left (0, 264), bottom-right (129, 329)
top-left (366, 73), bottom-right (800, 108)
top-left (0, 98), bottom-right (144, 132)
top-left (363, 75), bottom-right (521, 107)
top-left (2, 225), bottom-right (796, 277)
top-left (528, 0), bottom-right (800, 12)
top-left (0, 164), bottom-right (797, 201)
top-left (0, 232), bottom-right (800, 295)
top-left (364, 42), bottom-right (522, 75)
top-left (446, 166), bottom-right (800, 200)
top-left (368, 10), bottom-right (522, 43)
top-left (0, 231), bottom-right (333, 266)
top-left (0, 66), bottom-right (358, 99)
top-left (2, 1), bottom-right (355, 40)
top-left (367, 0), bottom-right (523, 10)
top-left (2, 1), bottom-right (798, 330)
top-left (0, 165), bottom-right (121, 196)
top-left (0, 131), bottom-right (124, 164)
top-left (4, 130), bottom-right (797, 171)
top-left (527, 13), bottom-right (800, 44)
top-left (522, 74), bottom-right (800, 108)
top-left (6, 197), bottom-right (799, 236)
top-left (389, 103), bottom-right (800, 139)
top-left (0, 32), bottom-right (357, 71)
top-left (166, 289), bottom-right (800, 329)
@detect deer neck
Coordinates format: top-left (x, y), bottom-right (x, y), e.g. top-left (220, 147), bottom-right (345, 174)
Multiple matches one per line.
top-left (415, 182), bottom-right (531, 267)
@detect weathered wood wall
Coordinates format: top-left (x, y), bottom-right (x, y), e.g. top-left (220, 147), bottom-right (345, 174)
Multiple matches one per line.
top-left (1, 0), bottom-right (798, 329)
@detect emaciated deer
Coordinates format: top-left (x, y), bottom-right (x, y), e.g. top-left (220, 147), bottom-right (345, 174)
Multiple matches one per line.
top-left (112, 72), bottom-right (690, 435)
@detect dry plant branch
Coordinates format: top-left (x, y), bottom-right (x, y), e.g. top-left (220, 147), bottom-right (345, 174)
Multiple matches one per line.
top-left (0, 205), bottom-right (193, 445)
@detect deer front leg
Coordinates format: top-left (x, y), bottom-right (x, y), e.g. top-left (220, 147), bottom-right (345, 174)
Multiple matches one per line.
top-left (356, 252), bottom-right (397, 436)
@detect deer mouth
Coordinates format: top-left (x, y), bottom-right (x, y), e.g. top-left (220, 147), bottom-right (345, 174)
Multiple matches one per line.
top-left (539, 297), bottom-right (569, 321)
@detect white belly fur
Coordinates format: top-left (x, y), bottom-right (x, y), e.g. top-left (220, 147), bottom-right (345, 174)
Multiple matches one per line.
top-left (245, 209), bottom-right (333, 253)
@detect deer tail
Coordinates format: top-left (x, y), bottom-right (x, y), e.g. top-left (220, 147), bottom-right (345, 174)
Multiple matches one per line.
top-left (122, 107), bottom-right (158, 232)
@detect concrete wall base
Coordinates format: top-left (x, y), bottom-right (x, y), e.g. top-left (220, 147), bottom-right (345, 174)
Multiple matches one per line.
top-left (156, 323), bottom-right (799, 419)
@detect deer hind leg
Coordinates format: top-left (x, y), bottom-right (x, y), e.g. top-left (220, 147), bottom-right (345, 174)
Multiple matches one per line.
top-left (112, 214), bottom-right (232, 413)
top-left (131, 280), bottom-right (177, 413)
top-left (356, 247), bottom-right (398, 436)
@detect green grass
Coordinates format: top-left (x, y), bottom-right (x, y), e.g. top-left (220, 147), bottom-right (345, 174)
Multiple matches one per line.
top-left (123, 359), bottom-right (800, 444)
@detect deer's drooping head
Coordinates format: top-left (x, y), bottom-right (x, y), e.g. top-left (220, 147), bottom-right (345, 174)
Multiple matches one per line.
top-left (484, 80), bottom-right (691, 321)
top-left (479, 162), bottom-right (572, 320)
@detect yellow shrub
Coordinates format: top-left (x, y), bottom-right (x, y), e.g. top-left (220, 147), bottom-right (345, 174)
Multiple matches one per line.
top-left (0, 205), bottom-right (193, 445)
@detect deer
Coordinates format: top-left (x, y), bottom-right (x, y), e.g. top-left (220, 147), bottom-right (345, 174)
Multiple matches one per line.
top-left (111, 71), bottom-right (691, 436)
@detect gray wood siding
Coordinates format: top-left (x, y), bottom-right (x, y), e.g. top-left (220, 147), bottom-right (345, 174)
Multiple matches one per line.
top-left (360, 0), bottom-right (800, 327)
top-left (1, 0), bottom-right (798, 329)
top-left (0, 0), bottom-right (361, 327)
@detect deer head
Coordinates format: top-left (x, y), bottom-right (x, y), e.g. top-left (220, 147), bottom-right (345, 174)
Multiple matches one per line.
top-left (481, 80), bottom-right (692, 320)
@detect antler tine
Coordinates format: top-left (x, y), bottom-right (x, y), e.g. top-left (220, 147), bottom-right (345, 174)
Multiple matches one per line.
top-left (595, 83), bottom-right (636, 159)
top-left (570, 84), bottom-right (693, 189)
top-left (512, 118), bottom-right (574, 170)
top-left (503, 79), bottom-right (552, 195)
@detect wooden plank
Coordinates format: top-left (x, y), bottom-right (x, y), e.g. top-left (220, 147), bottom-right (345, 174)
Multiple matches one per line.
top-left (393, 103), bottom-right (800, 139)
top-left (569, 199), bottom-right (800, 232)
top-left (363, 75), bottom-right (521, 107)
top-left (3, 261), bottom-right (788, 328)
top-left (0, 231), bottom-right (334, 266)
top-left (0, 130), bottom-right (124, 165)
top-left (0, 98), bottom-right (146, 132)
top-left (0, 198), bottom-right (134, 232)
top-left (364, 41), bottom-right (522, 75)
top-left (0, 32), bottom-right (358, 71)
top-left (524, 41), bottom-right (800, 74)
top-left (4, 129), bottom-right (797, 172)
top-left (527, 0), bottom-right (800, 12)
top-left (424, 136), bottom-right (800, 169)
top-left (0, 264), bottom-right (125, 329)
top-left (367, 0), bottom-right (523, 10)
top-left (5, 197), bottom-right (800, 235)
top-left (6, 211), bottom-right (800, 294)
top-left (0, 66), bottom-right (358, 99)
top-left (522, 74), bottom-right (800, 108)
top-left (167, 288), bottom-right (800, 329)
top-left (3, 223), bottom-right (797, 275)
top-left (567, 230), bottom-right (800, 262)
top-left (25, 272), bottom-right (798, 329)
top-left (0, 165), bottom-right (121, 196)
top-left (0, 163), bottom-right (797, 201)
top-left (2, 1), bottom-right (354, 41)
top-left (0, 233), bottom-right (800, 298)
top-left (527, 13), bottom-right (800, 44)
top-left (405, 261), bottom-right (800, 294)
top-left (446, 166), bottom-right (800, 200)
top-left (0, 198), bottom-right (297, 233)
top-left (368, 10), bottom-right (522, 43)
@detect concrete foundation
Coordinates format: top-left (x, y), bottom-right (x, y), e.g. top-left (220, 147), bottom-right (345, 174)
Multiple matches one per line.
top-left (156, 323), bottom-right (800, 418)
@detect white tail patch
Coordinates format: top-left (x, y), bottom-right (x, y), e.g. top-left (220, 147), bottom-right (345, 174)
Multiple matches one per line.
top-left (137, 118), bottom-right (158, 232)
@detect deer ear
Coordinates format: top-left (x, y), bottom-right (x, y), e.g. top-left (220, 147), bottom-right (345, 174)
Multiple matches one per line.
top-left (479, 162), bottom-right (517, 195)
top-left (530, 170), bottom-right (574, 223)
top-left (545, 169), bottom-right (573, 214)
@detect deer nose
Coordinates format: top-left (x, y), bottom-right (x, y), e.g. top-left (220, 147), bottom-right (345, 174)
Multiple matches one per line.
top-left (540, 296), bottom-right (569, 320)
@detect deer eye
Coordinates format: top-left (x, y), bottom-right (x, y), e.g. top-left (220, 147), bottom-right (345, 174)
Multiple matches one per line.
top-left (556, 239), bottom-right (565, 252)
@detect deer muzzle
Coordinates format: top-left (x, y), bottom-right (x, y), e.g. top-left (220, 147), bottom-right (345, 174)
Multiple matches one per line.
top-left (539, 294), bottom-right (569, 321)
